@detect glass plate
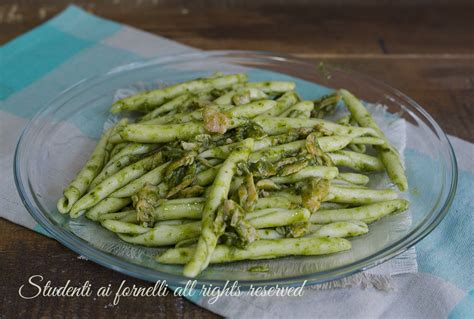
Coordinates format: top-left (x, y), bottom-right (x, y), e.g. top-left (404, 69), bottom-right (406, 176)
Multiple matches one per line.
top-left (14, 51), bottom-right (457, 288)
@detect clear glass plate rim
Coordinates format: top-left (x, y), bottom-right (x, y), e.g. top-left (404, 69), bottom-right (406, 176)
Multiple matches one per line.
top-left (13, 50), bottom-right (458, 288)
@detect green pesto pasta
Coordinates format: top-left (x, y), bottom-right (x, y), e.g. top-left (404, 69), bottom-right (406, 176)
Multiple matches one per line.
top-left (58, 73), bottom-right (410, 278)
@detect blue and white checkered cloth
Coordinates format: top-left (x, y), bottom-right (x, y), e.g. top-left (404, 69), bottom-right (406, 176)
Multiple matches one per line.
top-left (1, 6), bottom-right (472, 318)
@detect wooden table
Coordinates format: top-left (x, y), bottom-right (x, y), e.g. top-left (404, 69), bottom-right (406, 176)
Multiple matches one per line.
top-left (1, 1), bottom-right (473, 318)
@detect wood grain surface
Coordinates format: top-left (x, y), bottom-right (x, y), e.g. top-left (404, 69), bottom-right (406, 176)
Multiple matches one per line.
top-left (1, 1), bottom-right (473, 318)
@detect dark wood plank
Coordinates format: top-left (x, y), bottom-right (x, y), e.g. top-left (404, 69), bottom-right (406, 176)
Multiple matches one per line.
top-left (1, 1), bottom-right (474, 54)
